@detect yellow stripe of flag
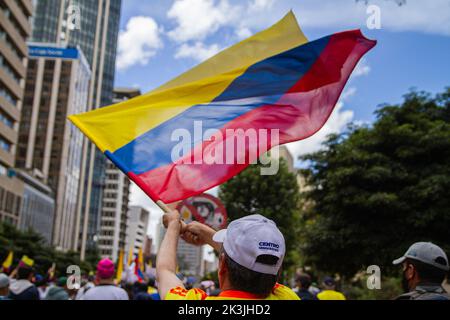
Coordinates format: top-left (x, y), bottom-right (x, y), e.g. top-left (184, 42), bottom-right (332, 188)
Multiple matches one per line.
top-left (138, 247), bottom-right (145, 273)
top-left (116, 249), bottom-right (124, 283)
top-left (127, 245), bottom-right (134, 266)
top-left (2, 251), bottom-right (13, 270)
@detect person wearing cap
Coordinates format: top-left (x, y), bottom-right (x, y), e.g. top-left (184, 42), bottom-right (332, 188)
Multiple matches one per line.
top-left (157, 210), bottom-right (299, 300)
top-left (81, 259), bottom-right (128, 300)
top-left (316, 276), bottom-right (346, 300)
top-left (0, 273), bottom-right (10, 300)
top-left (393, 242), bottom-right (450, 300)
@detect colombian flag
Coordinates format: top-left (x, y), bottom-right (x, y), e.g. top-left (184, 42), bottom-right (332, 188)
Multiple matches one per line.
top-left (69, 12), bottom-right (376, 204)
top-left (116, 249), bottom-right (124, 283)
top-left (2, 251), bottom-right (13, 272)
top-left (134, 255), bottom-right (145, 282)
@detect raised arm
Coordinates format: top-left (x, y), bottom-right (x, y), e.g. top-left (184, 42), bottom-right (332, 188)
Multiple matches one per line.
top-left (156, 210), bottom-right (185, 299)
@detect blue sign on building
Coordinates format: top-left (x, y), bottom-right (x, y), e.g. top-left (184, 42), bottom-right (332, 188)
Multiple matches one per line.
top-left (28, 46), bottom-right (79, 59)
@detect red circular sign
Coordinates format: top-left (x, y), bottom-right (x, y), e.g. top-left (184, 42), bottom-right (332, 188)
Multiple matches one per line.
top-left (177, 194), bottom-right (227, 230)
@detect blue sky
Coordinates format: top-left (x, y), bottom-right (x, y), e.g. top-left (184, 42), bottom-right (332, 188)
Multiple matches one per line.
top-left (114, 0), bottom-right (450, 230)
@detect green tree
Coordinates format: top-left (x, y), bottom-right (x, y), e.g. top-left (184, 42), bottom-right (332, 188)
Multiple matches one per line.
top-left (300, 89), bottom-right (450, 277)
top-left (219, 158), bottom-right (301, 274)
top-left (0, 222), bottom-right (97, 275)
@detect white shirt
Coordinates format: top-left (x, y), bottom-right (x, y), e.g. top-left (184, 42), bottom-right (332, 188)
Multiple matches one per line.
top-left (81, 285), bottom-right (129, 300)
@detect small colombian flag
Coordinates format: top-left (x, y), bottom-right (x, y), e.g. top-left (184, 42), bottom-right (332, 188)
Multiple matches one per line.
top-left (2, 251), bottom-right (13, 271)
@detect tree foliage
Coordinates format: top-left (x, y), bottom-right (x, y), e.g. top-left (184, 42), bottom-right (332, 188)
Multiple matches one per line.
top-left (300, 89), bottom-right (450, 277)
top-left (0, 222), bottom-right (97, 275)
top-left (219, 159), bottom-right (301, 273)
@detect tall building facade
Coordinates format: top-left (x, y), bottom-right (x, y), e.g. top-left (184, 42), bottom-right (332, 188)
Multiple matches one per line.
top-left (0, 0), bottom-right (33, 225)
top-left (126, 206), bottom-right (150, 257)
top-left (17, 169), bottom-right (55, 244)
top-left (30, 0), bottom-right (122, 256)
top-left (98, 88), bottom-right (139, 261)
top-left (98, 160), bottom-right (130, 261)
top-left (16, 44), bottom-right (90, 250)
top-left (177, 239), bottom-right (204, 276)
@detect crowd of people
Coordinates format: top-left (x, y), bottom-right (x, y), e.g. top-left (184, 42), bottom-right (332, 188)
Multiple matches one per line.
top-left (0, 260), bottom-right (347, 301)
top-left (0, 259), bottom-right (162, 300)
top-left (1, 213), bottom-right (449, 301)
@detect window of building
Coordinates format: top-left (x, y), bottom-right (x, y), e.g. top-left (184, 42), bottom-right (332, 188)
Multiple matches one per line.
top-left (0, 164), bottom-right (7, 177)
top-left (0, 110), bottom-right (14, 128)
top-left (0, 54), bottom-right (21, 84)
top-left (0, 136), bottom-right (12, 152)
top-left (0, 85), bottom-right (18, 107)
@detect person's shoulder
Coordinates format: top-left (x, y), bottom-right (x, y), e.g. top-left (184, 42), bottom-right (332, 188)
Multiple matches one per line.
top-left (98, 285), bottom-right (128, 295)
top-left (316, 291), bottom-right (324, 298)
top-left (396, 290), bottom-right (449, 301)
top-left (165, 287), bottom-right (208, 300)
top-left (115, 287), bottom-right (129, 300)
top-left (317, 290), bottom-right (345, 300)
top-left (336, 291), bottom-right (346, 300)
top-left (81, 285), bottom-right (103, 297)
top-left (24, 284), bottom-right (40, 299)
top-left (82, 285), bottom-right (129, 300)
top-left (271, 283), bottom-right (301, 300)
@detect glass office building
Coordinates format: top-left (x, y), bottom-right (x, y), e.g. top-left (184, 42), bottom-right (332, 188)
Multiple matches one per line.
top-left (30, 0), bottom-right (122, 256)
top-left (17, 44), bottom-right (91, 250)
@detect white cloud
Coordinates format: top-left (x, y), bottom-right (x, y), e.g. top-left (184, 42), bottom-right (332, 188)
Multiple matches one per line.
top-left (167, 0), bottom-right (238, 43)
top-left (117, 16), bottom-right (163, 71)
top-left (174, 42), bottom-right (221, 62)
top-left (341, 87), bottom-right (357, 102)
top-left (249, 0), bottom-right (275, 12)
top-left (235, 27), bottom-right (253, 40)
top-left (353, 59), bottom-right (371, 78)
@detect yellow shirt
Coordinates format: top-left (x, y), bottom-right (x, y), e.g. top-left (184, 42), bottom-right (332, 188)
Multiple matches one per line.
top-left (166, 284), bottom-right (300, 300)
top-left (317, 290), bottom-right (346, 300)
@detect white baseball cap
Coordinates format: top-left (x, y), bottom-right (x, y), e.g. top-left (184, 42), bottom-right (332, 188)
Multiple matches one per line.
top-left (393, 242), bottom-right (449, 271)
top-left (213, 214), bottom-right (285, 275)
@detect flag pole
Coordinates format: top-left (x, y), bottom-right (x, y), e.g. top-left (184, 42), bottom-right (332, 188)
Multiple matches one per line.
top-left (157, 200), bottom-right (188, 231)
top-left (156, 200), bottom-right (171, 214)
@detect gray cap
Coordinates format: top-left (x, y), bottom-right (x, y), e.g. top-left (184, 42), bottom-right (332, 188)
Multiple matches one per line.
top-left (393, 242), bottom-right (449, 271)
top-left (0, 273), bottom-right (9, 289)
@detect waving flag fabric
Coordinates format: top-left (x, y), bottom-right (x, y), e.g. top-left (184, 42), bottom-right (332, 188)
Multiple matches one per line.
top-left (69, 12), bottom-right (376, 204)
top-left (2, 251), bottom-right (13, 271)
top-left (134, 255), bottom-right (145, 282)
top-left (116, 249), bottom-right (124, 283)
